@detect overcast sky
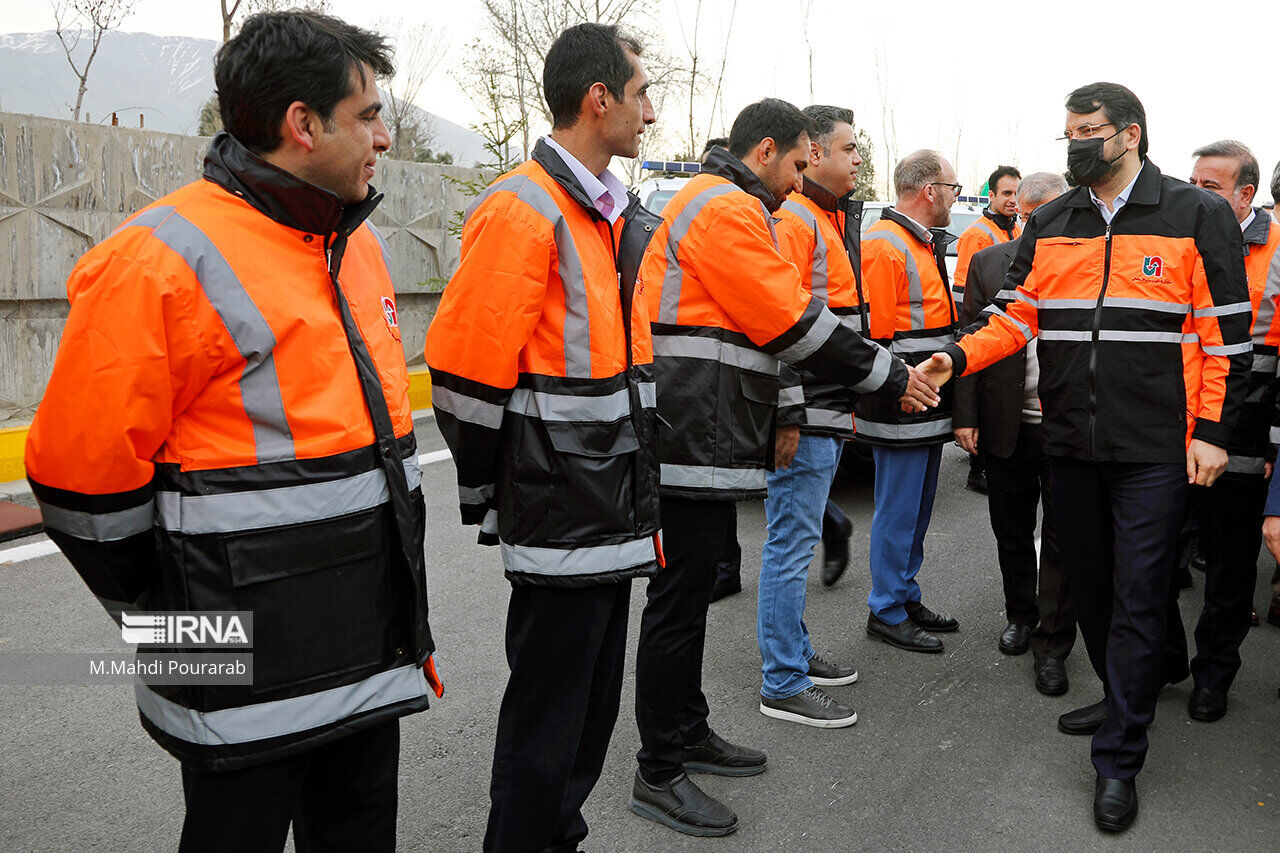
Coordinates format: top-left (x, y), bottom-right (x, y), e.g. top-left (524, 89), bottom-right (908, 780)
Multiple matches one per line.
top-left (4, 0), bottom-right (1278, 201)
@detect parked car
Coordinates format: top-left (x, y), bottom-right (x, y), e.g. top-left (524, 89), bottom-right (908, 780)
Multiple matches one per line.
top-left (859, 196), bottom-right (991, 279)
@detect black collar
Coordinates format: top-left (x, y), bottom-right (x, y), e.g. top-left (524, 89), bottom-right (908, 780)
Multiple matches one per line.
top-left (202, 132), bottom-right (380, 237)
top-left (801, 176), bottom-right (840, 213)
top-left (1063, 159), bottom-right (1161, 209)
top-left (531, 138), bottom-right (606, 218)
top-left (1243, 207), bottom-right (1272, 247)
top-left (983, 208), bottom-right (1017, 231)
top-left (881, 206), bottom-right (933, 245)
top-left (702, 147), bottom-right (784, 213)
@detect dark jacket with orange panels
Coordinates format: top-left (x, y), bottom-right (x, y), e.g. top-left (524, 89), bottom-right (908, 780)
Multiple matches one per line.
top-left (855, 207), bottom-right (957, 446)
top-left (774, 178), bottom-right (871, 438)
top-left (953, 209), bottom-right (1020, 309)
top-left (425, 140), bottom-right (661, 586)
top-left (943, 161), bottom-right (1251, 464)
top-left (640, 148), bottom-right (907, 500)
top-left (25, 132), bottom-right (434, 772)
top-left (1227, 209), bottom-right (1280, 473)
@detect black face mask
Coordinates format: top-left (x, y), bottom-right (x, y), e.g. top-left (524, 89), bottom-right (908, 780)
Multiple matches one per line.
top-left (1066, 132), bottom-right (1126, 187)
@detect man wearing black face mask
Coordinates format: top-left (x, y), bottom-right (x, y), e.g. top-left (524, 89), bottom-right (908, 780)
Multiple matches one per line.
top-left (918, 82), bottom-right (1250, 834)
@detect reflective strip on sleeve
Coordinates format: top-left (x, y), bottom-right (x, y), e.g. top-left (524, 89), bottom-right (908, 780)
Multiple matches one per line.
top-left (658, 183), bottom-right (740, 325)
top-left (506, 386), bottom-right (633, 422)
top-left (803, 408), bottom-right (854, 431)
top-left (638, 380), bottom-right (657, 409)
top-left (852, 416), bottom-right (954, 441)
top-left (1225, 454), bottom-right (1267, 475)
top-left (499, 535), bottom-right (657, 577)
top-left (1271, 425), bottom-right (1280, 445)
top-left (155, 468), bottom-right (392, 535)
top-left (37, 500), bottom-right (154, 542)
top-left (432, 385), bottom-right (506, 429)
top-left (889, 333), bottom-right (956, 356)
top-left (652, 334), bottom-right (780, 375)
top-left (994, 289), bottom-right (1019, 301)
top-left (135, 663), bottom-right (427, 746)
top-left (774, 304), bottom-right (840, 363)
top-left (1193, 301), bottom-right (1251, 318)
top-left (1201, 341), bottom-right (1253, 356)
top-left (659, 463), bottom-right (768, 492)
top-left (1253, 353), bottom-right (1278, 374)
top-left (458, 483), bottom-right (495, 505)
top-left (851, 344), bottom-right (895, 393)
top-left (481, 508), bottom-right (499, 536)
top-left (778, 385), bottom-right (805, 406)
top-left (783, 200), bottom-right (829, 300)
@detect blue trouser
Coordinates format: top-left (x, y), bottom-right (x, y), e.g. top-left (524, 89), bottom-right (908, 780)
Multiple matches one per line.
top-left (1049, 459), bottom-right (1188, 781)
top-left (868, 443), bottom-right (943, 625)
top-left (758, 434), bottom-right (843, 699)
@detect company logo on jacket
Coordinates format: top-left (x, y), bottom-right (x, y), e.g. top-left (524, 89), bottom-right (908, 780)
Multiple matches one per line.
top-left (382, 296), bottom-right (399, 328)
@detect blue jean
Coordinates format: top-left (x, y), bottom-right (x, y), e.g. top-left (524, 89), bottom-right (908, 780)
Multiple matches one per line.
top-left (868, 443), bottom-right (943, 625)
top-left (758, 434), bottom-right (843, 699)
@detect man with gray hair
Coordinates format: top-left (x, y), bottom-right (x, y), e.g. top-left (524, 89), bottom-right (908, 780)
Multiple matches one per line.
top-left (954, 172), bottom-right (1076, 694)
top-left (857, 149), bottom-right (964, 652)
top-left (1189, 140), bottom-right (1280, 720)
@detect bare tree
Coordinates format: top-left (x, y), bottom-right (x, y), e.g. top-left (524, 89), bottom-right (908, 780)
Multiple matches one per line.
top-left (53, 0), bottom-right (137, 122)
top-left (800, 0), bottom-right (815, 103)
top-left (221, 0), bottom-right (331, 41)
top-left (668, 0), bottom-right (736, 160)
top-left (220, 0), bottom-right (241, 42)
top-left (378, 18), bottom-right (449, 161)
top-left (873, 45), bottom-right (899, 200)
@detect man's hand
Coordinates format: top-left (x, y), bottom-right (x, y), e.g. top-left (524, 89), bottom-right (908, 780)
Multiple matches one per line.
top-left (1186, 438), bottom-right (1228, 486)
top-left (1264, 516), bottom-right (1280, 563)
top-left (775, 425), bottom-right (800, 469)
top-left (898, 365), bottom-right (942, 413)
top-left (1267, 462), bottom-right (1273, 480)
top-left (954, 427), bottom-right (979, 456)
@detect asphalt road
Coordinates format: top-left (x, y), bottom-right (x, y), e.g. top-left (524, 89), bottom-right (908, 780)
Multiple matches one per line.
top-left (1, 423), bottom-right (1277, 852)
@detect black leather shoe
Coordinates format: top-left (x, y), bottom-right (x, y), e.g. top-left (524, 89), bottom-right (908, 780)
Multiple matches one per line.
top-left (709, 573), bottom-right (741, 604)
top-left (1188, 683), bottom-right (1228, 722)
top-left (866, 613), bottom-right (943, 653)
top-left (681, 730), bottom-right (766, 777)
top-left (998, 622), bottom-right (1031, 655)
top-left (904, 601), bottom-right (959, 633)
top-left (1093, 776), bottom-right (1137, 832)
top-left (1188, 548), bottom-right (1206, 572)
top-left (821, 534), bottom-right (851, 587)
top-left (1058, 699), bottom-right (1107, 735)
top-left (1034, 657), bottom-right (1068, 696)
top-left (629, 771), bottom-right (738, 837)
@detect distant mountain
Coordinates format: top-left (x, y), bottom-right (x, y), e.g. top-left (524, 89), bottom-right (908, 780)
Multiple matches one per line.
top-left (0, 30), bottom-right (487, 166)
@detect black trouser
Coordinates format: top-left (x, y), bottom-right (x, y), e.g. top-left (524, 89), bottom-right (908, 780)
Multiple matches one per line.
top-left (179, 719), bottom-right (399, 853)
top-left (486, 581), bottom-right (631, 853)
top-left (1049, 459), bottom-right (1188, 780)
top-left (1190, 474), bottom-right (1267, 692)
top-left (713, 502), bottom-right (742, 588)
top-left (984, 423), bottom-right (1075, 660)
top-left (822, 497), bottom-right (851, 542)
top-left (636, 497), bottom-right (732, 783)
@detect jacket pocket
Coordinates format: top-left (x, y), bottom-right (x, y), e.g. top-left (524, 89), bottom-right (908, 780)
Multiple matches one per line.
top-left (730, 369), bottom-right (779, 469)
top-left (225, 507), bottom-right (402, 695)
top-left (543, 418), bottom-right (640, 544)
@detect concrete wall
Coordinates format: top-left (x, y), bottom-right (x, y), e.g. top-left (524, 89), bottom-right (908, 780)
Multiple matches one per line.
top-left (0, 111), bottom-right (484, 422)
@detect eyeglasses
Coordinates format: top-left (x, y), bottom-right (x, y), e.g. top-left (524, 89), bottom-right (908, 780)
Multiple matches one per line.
top-left (930, 182), bottom-right (962, 195)
top-left (1056, 122), bottom-right (1114, 142)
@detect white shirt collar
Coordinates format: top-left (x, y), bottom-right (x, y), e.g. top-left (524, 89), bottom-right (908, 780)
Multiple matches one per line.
top-left (1240, 209), bottom-right (1256, 233)
top-left (542, 136), bottom-right (628, 224)
top-left (1089, 162), bottom-right (1143, 224)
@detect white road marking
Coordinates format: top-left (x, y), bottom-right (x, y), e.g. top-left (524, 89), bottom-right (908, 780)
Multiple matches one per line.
top-left (0, 449), bottom-right (456, 566)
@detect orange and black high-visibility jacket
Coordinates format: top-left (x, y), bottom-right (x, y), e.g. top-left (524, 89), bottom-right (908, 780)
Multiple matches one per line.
top-left (1229, 209), bottom-right (1280, 474)
top-left (25, 132), bottom-right (436, 772)
top-left (774, 177), bottom-right (873, 438)
top-left (855, 207), bottom-right (958, 446)
top-left (953, 209), bottom-right (1021, 311)
top-left (942, 161), bottom-right (1251, 464)
top-left (640, 147), bottom-right (908, 500)
top-left (425, 140), bottom-right (661, 585)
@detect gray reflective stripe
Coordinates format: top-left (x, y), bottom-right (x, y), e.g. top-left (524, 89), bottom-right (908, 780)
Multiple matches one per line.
top-left (481, 508), bottom-right (498, 536)
top-left (658, 183), bottom-right (740, 324)
top-left (1250, 247), bottom-right (1280, 341)
top-left (156, 468), bottom-right (391, 535)
top-left (507, 386), bottom-right (631, 422)
top-left (1271, 426), bottom-right (1280, 445)
top-left (1201, 341), bottom-right (1253, 355)
top-left (149, 212), bottom-right (295, 463)
top-left (466, 175), bottom-right (591, 376)
top-left (638, 380), bottom-right (656, 409)
top-left (1253, 353), bottom-right (1278, 374)
top-left (804, 408), bottom-right (853, 430)
top-left (1002, 310), bottom-right (1034, 342)
top-left (1226, 454), bottom-right (1267, 475)
top-left (652, 334), bottom-right (780, 375)
top-left (403, 456), bottom-right (422, 491)
top-left (1194, 301), bottom-right (1251, 318)
top-left (1039, 330), bottom-right (1093, 342)
top-left (660, 463), bottom-right (767, 492)
top-left (778, 384), bottom-right (805, 406)
top-left (864, 230), bottom-right (926, 328)
top-left (852, 416), bottom-right (953, 440)
top-left (112, 204), bottom-right (176, 236)
top-left (783, 200), bottom-right (829, 300)
top-left (775, 306), bottom-right (840, 363)
top-left (890, 333), bottom-right (954, 355)
top-left (995, 289), bottom-right (1019, 301)
top-left (37, 500), bottom-right (153, 542)
top-left (762, 202), bottom-right (781, 250)
top-left (973, 219), bottom-right (1001, 242)
top-left (135, 664), bottom-right (426, 746)
top-left (1038, 330), bottom-right (1197, 344)
top-left (366, 223), bottom-right (392, 271)
top-left (500, 535), bottom-right (656, 576)
top-left (851, 344), bottom-right (894, 393)
top-left (1014, 291), bottom-right (1038, 308)
top-left (432, 385), bottom-right (505, 429)
top-left (459, 483), bottom-right (494, 505)
top-left (1040, 298), bottom-right (1098, 310)
top-left (1106, 297), bottom-right (1191, 314)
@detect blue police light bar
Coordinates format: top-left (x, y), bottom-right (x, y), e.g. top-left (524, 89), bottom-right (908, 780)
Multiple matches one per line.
top-left (641, 160), bottom-right (702, 173)
top-left (957, 195), bottom-right (989, 205)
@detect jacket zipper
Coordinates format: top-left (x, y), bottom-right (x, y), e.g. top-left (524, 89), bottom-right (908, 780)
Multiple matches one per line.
top-left (1087, 223), bottom-right (1113, 460)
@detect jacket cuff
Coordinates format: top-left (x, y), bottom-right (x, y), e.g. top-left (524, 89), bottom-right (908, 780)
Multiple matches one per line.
top-left (942, 342), bottom-right (968, 377)
top-left (1192, 418), bottom-right (1230, 449)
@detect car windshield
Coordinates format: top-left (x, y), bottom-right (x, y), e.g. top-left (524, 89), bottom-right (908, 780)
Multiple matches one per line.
top-left (859, 207), bottom-right (987, 256)
top-left (644, 190), bottom-right (678, 212)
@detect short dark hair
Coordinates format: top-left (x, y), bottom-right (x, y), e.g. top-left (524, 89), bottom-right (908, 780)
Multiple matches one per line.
top-left (543, 23), bottom-right (641, 130)
top-left (728, 98), bottom-right (816, 159)
top-left (986, 165), bottom-right (1021, 195)
top-left (1064, 82), bottom-right (1148, 159)
top-left (1272, 161), bottom-right (1280, 206)
top-left (802, 105), bottom-right (854, 155)
top-left (215, 11), bottom-right (393, 154)
top-left (702, 137), bottom-right (729, 154)
top-left (1192, 139), bottom-right (1260, 192)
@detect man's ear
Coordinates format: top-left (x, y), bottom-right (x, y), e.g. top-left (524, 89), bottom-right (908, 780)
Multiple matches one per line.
top-left (1123, 123), bottom-right (1141, 154)
top-left (809, 139), bottom-right (822, 168)
top-left (1241, 183), bottom-right (1257, 208)
top-left (757, 137), bottom-right (777, 164)
top-left (281, 101), bottom-right (320, 153)
top-left (586, 81), bottom-right (610, 119)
